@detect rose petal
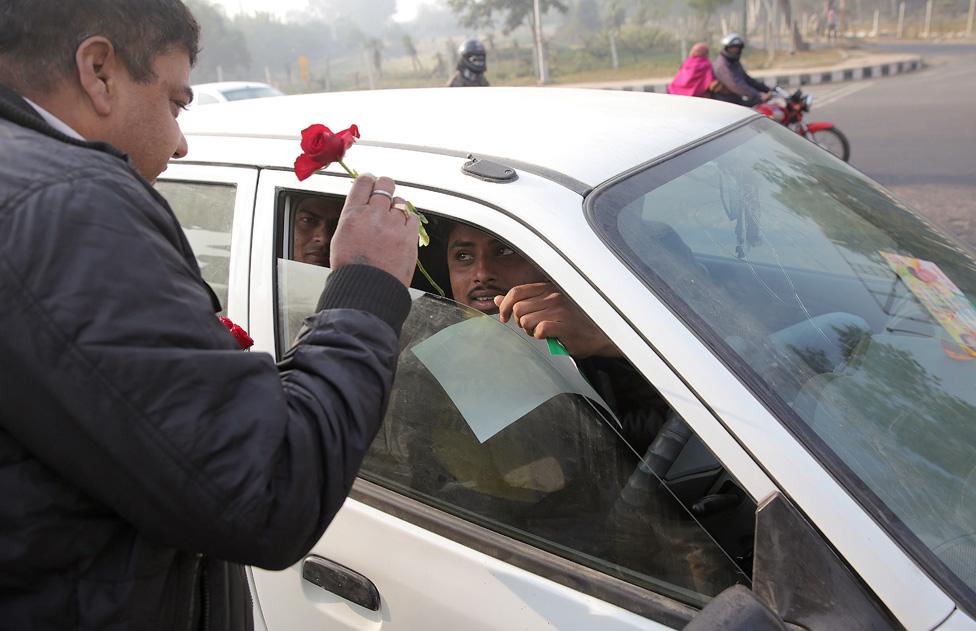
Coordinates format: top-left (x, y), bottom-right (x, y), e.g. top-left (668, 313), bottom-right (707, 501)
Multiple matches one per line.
top-left (300, 124), bottom-right (331, 155)
top-left (295, 153), bottom-right (325, 181)
top-left (217, 316), bottom-right (254, 350)
top-left (230, 325), bottom-right (255, 350)
top-left (336, 125), bottom-right (360, 150)
top-left (308, 133), bottom-right (348, 163)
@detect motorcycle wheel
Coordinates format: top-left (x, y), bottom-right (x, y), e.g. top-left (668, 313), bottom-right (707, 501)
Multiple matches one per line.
top-left (809, 127), bottom-right (850, 162)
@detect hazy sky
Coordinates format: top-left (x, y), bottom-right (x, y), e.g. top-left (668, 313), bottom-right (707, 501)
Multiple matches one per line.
top-left (210, 0), bottom-right (429, 22)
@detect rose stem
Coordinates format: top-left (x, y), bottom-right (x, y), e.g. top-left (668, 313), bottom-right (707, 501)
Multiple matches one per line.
top-left (338, 160), bottom-right (359, 178)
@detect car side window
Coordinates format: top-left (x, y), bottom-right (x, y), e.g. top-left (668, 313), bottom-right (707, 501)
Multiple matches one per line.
top-left (194, 93), bottom-right (219, 105)
top-left (360, 296), bottom-right (750, 607)
top-left (275, 192), bottom-right (344, 350)
top-left (273, 196), bottom-right (752, 607)
top-left (156, 180), bottom-right (236, 313)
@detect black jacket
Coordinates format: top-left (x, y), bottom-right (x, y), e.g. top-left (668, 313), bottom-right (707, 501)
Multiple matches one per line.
top-left (0, 84), bottom-right (410, 630)
top-left (447, 69), bottom-right (490, 87)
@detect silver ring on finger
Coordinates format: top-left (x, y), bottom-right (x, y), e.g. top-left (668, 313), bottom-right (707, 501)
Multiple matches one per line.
top-left (370, 189), bottom-right (394, 201)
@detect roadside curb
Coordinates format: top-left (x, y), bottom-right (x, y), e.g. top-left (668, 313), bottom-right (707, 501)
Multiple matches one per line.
top-left (572, 54), bottom-right (924, 93)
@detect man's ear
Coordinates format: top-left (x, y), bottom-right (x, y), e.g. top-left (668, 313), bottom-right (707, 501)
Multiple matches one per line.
top-left (75, 36), bottom-right (119, 117)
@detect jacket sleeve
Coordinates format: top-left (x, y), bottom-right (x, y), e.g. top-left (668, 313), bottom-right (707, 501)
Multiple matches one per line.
top-left (713, 57), bottom-right (764, 101)
top-left (744, 71), bottom-right (770, 94)
top-left (0, 171), bottom-right (410, 570)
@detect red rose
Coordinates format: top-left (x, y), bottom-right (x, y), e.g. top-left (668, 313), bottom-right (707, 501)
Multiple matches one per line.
top-left (218, 316), bottom-right (255, 351)
top-left (294, 124), bottom-right (360, 181)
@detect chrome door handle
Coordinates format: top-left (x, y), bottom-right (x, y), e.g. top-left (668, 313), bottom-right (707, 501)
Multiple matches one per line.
top-left (301, 555), bottom-right (381, 611)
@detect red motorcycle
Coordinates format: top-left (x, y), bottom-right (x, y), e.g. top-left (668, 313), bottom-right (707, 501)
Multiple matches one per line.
top-left (755, 87), bottom-right (851, 162)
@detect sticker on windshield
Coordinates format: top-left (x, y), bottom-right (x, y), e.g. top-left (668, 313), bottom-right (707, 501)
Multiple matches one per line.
top-left (410, 315), bottom-right (619, 443)
top-left (882, 252), bottom-right (976, 358)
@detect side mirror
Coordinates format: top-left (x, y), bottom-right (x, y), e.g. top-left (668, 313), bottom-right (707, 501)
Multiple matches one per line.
top-left (683, 585), bottom-right (786, 631)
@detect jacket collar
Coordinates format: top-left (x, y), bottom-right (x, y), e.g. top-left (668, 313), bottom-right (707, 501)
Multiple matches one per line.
top-left (0, 82), bottom-right (129, 161)
top-left (0, 82), bottom-right (224, 314)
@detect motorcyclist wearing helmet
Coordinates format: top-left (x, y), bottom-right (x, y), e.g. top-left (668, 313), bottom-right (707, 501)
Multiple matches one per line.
top-left (447, 38), bottom-right (490, 87)
top-left (712, 33), bottom-right (772, 107)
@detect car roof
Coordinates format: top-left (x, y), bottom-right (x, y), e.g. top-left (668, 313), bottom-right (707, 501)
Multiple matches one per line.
top-left (178, 87), bottom-right (755, 189)
top-left (192, 81), bottom-right (275, 92)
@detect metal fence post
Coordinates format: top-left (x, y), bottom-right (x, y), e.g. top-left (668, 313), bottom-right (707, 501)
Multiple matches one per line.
top-left (533, 0), bottom-right (548, 85)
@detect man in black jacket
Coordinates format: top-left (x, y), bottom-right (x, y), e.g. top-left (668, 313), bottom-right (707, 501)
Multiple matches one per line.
top-left (443, 222), bottom-right (668, 451)
top-left (712, 33), bottom-right (772, 107)
top-left (0, 1), bottom-right (419, 629)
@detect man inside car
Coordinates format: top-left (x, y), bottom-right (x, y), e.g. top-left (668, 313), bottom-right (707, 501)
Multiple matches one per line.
top-left (286, 206), bottom-right (669, 452)
top-left (366, 219), bottom-right (736, 594)
top-left (443, 220), bottom-right (668, 452)
top-left (292, 194), bottom-right (342, 266)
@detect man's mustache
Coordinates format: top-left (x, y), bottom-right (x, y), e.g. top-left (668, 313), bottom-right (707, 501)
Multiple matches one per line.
top-left (468, 284), bottom-right (507, 301)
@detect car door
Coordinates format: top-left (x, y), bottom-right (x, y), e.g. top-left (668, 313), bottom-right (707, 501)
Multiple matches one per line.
top-left (245, 168), bottom-right (781, 630)
top-left (154, 163), bottom-right (257, 325)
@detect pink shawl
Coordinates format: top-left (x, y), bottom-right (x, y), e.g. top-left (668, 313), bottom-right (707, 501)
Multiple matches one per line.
top-left (667, 55), bottom-right (715, 97)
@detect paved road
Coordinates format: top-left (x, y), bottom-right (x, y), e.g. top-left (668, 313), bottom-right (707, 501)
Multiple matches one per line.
top-left (803, 42), bottom-right (976, 252)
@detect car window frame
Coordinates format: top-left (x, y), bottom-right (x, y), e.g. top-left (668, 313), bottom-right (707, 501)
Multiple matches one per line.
top-left (156, 163), bottom-right (258, 325)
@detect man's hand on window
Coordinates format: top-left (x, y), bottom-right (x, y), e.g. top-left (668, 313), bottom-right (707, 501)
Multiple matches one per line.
top-left (494, 283), bottom-right (621, 359)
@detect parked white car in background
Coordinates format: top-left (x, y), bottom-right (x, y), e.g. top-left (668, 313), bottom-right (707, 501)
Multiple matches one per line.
top-left (158, 87), bottom-right (976, 630)
top-left (188, 81), bottom-right (284, 107)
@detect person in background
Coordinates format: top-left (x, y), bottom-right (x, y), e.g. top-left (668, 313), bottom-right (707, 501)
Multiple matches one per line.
top-left (447, 39), bottom-right (490, 87)
top-left (667, 42), bottom-right (720, 98)
top-left (711, 33), bottom-right (772, 107)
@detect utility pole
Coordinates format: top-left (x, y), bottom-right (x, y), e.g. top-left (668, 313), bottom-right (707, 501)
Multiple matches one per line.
top-left (609, 30), bottom-right (619, 69)
top-left (533, 0), bottom-right (548, 84)
top-left (897, 1), bottom-right (905, 38)
top-left (923, 0), bottom-right (933, 37)
top-left (363, 49), bottom-right (375, 90)
top-left (967, 0), bottom-right (974, 35)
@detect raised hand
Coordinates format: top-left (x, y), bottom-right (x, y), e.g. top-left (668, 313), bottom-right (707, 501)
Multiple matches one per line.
top-left (329, 174), bottom-right (419, 286)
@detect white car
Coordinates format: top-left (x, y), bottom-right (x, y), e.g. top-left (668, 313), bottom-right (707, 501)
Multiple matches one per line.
top-left (189, 81), bottom-right (285, 107)
top-left (158, 88), bottom-right (976, 630)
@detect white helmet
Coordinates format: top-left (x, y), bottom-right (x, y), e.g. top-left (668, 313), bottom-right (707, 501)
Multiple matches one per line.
top-left (721, 33), bottom-right (745, 59)
top-left (721, 33), bottom-right (745, 49)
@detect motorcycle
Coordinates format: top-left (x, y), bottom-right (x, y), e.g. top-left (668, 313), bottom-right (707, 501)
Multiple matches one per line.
top-left (755, 87), bottom-right (851, 162)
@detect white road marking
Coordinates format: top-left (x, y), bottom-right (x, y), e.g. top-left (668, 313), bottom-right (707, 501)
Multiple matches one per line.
top-left (814, 80), bottom-right (876, 108)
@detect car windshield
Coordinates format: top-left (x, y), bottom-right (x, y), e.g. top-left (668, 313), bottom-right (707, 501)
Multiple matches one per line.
top-left (220, 86), bottom-right (284, 101)
top-left (590, 118), bottom-right (976, 600)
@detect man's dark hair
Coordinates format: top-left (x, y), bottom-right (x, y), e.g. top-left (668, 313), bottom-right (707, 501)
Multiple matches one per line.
top-left (0, 0), bottom-right (200, 91)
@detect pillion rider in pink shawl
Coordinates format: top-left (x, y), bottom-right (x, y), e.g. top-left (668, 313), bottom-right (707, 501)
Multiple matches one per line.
top-left (666, 43), bottom-right (720, 97)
